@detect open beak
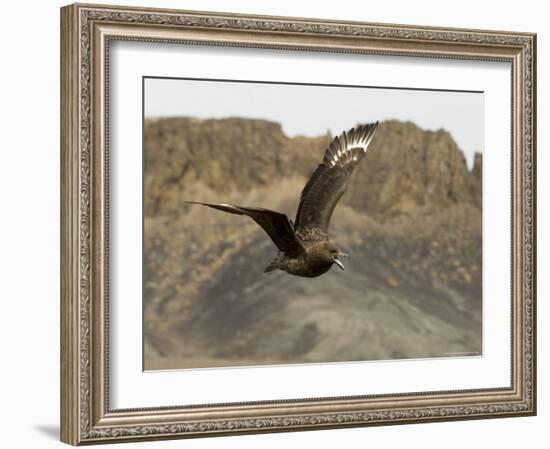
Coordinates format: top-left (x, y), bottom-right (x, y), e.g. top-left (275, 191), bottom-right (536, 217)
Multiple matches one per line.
top-left (334, 258), bottom-right (345, 271)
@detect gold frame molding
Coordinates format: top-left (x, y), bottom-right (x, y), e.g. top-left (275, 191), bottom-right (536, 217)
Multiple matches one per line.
top-left (60, 3), bottom-right (537, 445)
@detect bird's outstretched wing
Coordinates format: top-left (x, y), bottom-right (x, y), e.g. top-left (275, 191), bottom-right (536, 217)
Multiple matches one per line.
top-left (294, 122), bottom-right (378, 241)
top-left (187, 202), bottom-right (306, 256)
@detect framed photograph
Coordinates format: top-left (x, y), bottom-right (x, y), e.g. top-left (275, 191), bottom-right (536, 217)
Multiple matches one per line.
top-left (60, 3), bottom-right (536, 445)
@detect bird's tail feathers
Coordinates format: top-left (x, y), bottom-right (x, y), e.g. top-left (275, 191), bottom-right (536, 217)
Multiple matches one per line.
top-left (263, 257), bottom-right (279, 273)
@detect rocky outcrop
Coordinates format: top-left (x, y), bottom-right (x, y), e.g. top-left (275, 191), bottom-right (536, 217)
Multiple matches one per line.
top-left (469, 152), bottom-right (483, 209)
top-left (348, 121), bottom-right (478, 218)
top-left (144, 118), bottom-right (481, 220)
top-left (144, 118), bottom-right (295, 216)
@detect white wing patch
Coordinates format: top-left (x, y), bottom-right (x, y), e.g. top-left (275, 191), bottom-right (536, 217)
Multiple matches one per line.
top-left (324, 122), bottom-right (378, 168)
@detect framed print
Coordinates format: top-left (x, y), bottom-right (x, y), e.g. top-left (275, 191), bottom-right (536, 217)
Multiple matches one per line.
top-left (60, 3), bottom-right (537, 445)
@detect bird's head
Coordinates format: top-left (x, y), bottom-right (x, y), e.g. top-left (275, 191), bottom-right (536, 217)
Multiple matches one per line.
top-left (321, 242), bottom-right (349, 271)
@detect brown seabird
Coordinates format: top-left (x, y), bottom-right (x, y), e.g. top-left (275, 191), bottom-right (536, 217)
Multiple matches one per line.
top-left (188, 122), bottom-right (378, 278)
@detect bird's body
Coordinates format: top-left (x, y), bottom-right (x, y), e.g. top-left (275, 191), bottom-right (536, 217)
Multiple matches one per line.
top-left (188, 122), bottom-right (378, 278)
top-left (266, 241), bottom-right (344, 278)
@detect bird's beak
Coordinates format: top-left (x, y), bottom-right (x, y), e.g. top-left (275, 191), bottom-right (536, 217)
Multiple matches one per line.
top-left (334, 258), bottom-right (345, 271)
top-left (339, 252), bottom-right (349, 258)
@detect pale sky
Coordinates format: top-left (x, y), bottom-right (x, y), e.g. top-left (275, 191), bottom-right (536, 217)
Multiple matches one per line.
top-left (144, 77), bottom-right (483, 168)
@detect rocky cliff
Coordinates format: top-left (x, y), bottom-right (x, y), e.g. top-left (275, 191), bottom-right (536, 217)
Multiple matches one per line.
top-left (144, 118), bottom-right (481, 220)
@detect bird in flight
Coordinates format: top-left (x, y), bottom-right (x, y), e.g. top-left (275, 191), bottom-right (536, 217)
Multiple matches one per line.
top-left (188, 122), bottom-right (378, 278)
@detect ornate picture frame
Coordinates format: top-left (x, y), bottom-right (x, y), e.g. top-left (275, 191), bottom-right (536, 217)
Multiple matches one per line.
top-left (60, 3), bottom-right (536, 445)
